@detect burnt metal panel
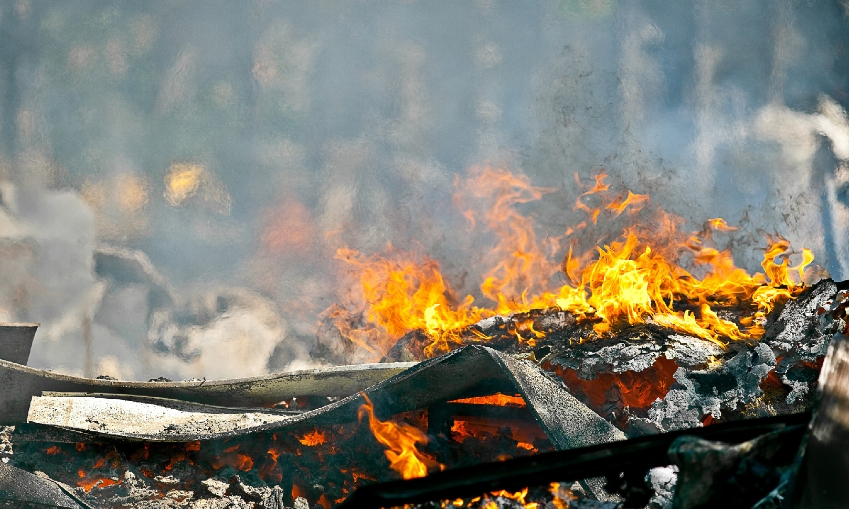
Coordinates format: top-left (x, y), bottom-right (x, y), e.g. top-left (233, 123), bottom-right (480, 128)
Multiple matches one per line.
top-left (25, 346), bottom-right (625, 448)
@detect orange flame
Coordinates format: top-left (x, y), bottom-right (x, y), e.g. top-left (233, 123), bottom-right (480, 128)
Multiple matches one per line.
top-left (606, 190), bottom-right (650, 217)
top-left (357, 393), bottom-right (442, 480)
top-left (332, 168), bottom-right (815, 357)
top-left (449, 394), bottom-right (527, 407)
top-left (706, 217), bottom-right (738, 231)
top-left (454, 167), bottom-right (561, 312)
top-left (76, 470), bottom-right (121, 492)
top-left (333, 248), bottom-right (490, 357)
top-left (297, 429), bottom-right (327, 446)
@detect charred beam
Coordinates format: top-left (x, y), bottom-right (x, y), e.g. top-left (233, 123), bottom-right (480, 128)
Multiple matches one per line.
top-left (338, 412), bottom-right (810, 509)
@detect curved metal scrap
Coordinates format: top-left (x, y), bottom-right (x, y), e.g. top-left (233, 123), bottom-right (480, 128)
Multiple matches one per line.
top-left (26, 345), bottom-right (625, 447)
top-left (27, 394), bottom-right (295, 441)
top-left (0, 359), bottom-right (415, 425)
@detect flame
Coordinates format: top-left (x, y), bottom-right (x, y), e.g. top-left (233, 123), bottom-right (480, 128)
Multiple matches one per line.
top-left (454, 167), bottom-right (561, 312)
top-left (333, 247), bottom-right (490, 357)
top-left (212, 445), bottom-right (253, 472)
top-left (260, 198), bottom-right (315, 255)
top-left (297, 429), bottom-right (327, 446)
top-left (449, 394), bottom-right (527, 407)
top-left (431, 483), bottom-right (574, 509)
top-left (357, 393), bottom-right (442, 480)
top-left (606, 190), bottom-right (650, 217)
top-left (706, 217), bottom-right (738, 231)
top-left (77, 471), bottom-right (121, 493)
top-left (332, 168), bottom-right (815, 357)
top-left (450, 416), bottom-right (548, 448)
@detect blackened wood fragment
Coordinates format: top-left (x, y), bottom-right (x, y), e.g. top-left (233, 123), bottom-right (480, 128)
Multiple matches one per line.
top-left (337, 412), bottom-right (808, 509)
top-left (786, 333), bottom-right (849, 508)
top-left (669, 425), bottom-right (802, 509)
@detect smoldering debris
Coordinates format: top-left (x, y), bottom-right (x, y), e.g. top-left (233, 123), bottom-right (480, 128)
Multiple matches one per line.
top-left (0, 279), bottom-right (843, 508)
top-left (0, 461), bottom-right (90, 509)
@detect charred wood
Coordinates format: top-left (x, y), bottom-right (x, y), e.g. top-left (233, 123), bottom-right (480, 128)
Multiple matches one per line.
top-left (338, 412), bottom-right (809, 509)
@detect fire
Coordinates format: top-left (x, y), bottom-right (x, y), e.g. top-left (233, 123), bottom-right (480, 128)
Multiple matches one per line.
top-left (449, 393), bottom-right (526, 407)
top-left (332, 248), bottom-right (490, 357)
top-left (453, 167), bottom-right (561, 313)
top-left (297, 429), bottom-right (327, 446)
top-left (332, 168), bottom-right (814, 357)
top-left (260, 198), bottom-right (315, 255)
top-left (116, 174), bottom-right (150, 213)
top-left (76, 470), bottom-right (121, 493)
top-left (213, 445), bottom-right (253, 472)
top-left (357, 393), bottom-right (442, 480)
top-left (431, 483), bottom-right (575, 509)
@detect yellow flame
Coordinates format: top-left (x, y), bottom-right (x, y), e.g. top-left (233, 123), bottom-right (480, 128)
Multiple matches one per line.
top-left (433, 483), bottom-right (573, 508)
top-left (357, 393), bottom-right (442, 480)
top-left (296, 429), bottom-right (327, 447)
top-left (332, 169), bottom-right (814, 358)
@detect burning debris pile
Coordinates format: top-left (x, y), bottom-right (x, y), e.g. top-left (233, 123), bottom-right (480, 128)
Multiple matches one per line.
top-left (0, 277), bottom-right (844, 508)
top-left (1, 171), bottom-right (845, 508)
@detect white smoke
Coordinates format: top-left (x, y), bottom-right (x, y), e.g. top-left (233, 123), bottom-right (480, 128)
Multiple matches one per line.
top-left (0, 2), bottom-right (846, 378)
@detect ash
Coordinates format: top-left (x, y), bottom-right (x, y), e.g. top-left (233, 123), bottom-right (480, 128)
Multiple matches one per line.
top-left (92, 472), bottom-right (310, 509)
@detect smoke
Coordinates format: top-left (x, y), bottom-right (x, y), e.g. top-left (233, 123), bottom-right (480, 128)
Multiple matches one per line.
top-left (0, 1), bottom-right (846, 378)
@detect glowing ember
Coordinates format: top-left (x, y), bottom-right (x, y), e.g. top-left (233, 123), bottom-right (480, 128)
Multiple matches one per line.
top-left (450, 416), bottom-right (548, 448)
top-left (430, 483), bottom-right (574, 509)
top-left (357, 393), bottom-right (442, 480)
top-left (297, 429), bottom-right (328, 446)
top-left (332, 168), bottom-right (814, 358)
top-left (546, 356), bottom-right (679, 425)
top-left (449, 394), bottom-right (527, 407)
top-left (77, 469), bottom-right (121, 493)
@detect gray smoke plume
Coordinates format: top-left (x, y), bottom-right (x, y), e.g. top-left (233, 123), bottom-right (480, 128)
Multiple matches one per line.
top-left (0, 1), bottom-right (846, 378)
